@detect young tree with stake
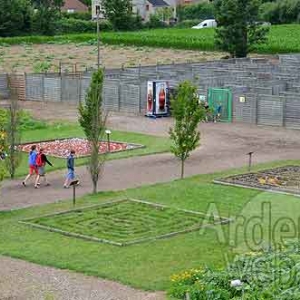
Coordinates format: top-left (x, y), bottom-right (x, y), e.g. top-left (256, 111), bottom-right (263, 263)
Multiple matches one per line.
top-left (169, 81), bottom-right (205, 179)
top-left (78, 69), bottom-right (107, 194)
top-left (5, 77), bottom-right (22, 179)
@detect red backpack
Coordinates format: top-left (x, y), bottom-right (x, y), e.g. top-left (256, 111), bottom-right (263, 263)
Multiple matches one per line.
top-left (36, 153), bottom-right (43, 167)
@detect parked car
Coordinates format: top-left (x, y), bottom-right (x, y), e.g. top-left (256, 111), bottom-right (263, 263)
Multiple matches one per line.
top-left (192, 19), bottom-right (217, 29)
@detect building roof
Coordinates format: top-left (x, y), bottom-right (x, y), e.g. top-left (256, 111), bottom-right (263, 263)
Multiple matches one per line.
top-left (61, 0), bottom-right (89, 12)
top-left (147, 0), bottom-right (169, 7)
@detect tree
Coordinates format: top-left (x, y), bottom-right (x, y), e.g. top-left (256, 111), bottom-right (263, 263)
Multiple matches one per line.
top-left (78, 69), bottom-right (107, 194)
top-left (169, 81), bottom-right (205, 179)
top-left (214, 0), bottom-right (269, 58)
top-left (4, 77), bottom-right (22, 179)
top-left (155, 7), bottom-right (173, 22)
top-left (102, 0), bottom-right (133, 30)
top-left (31, 0), bottom-right (64, 35)
top-left (0, 0), bottom-right (32, 37)
top-left (0, 111), bottom-right (7, 182)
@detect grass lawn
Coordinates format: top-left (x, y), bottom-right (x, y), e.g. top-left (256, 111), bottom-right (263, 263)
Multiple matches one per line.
top-left (1, 160), bottom-right (300, 291)
top-left (15, 122), bottom-right (171, 177)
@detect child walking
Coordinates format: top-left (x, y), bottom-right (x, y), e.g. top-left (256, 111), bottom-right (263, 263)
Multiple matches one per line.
top-left (22, 145), bottom-right (38, 186)
top-left (34, 148), bottom-right (53, 189)
top-left (64, 150), bottom-right (78, 188)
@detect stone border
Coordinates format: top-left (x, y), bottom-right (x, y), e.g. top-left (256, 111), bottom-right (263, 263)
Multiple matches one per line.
top-left (19, 198), bottom-right (232, 247)
top-left (19, 137), bottom-right (145, 158)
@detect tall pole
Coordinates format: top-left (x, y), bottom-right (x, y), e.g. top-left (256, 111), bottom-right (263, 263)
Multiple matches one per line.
top-left (96, 9), bottom-right (100, 69)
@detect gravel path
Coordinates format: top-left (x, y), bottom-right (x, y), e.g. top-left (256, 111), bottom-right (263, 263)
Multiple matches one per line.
top-left (1, 118), bottom-right (300, 211)
top-left (1, 101), bottom-right (300, 299)
top-left (0, 256), bottom-right (165, 300)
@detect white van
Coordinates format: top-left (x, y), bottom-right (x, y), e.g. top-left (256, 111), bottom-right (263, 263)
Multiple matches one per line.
top-left (192, 19), bottom-right (217, 29)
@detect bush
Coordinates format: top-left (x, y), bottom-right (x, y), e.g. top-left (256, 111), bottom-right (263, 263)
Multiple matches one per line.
top-left (174, 19), bottom-right (202, 28)
top-left (259, 0), bottom-right (300, 24)
top-left (145, 14), bottom-right (167, 29)
top-left (0, 108), bottom-right (47, 131)
top-left (169, 241), bottom-right (300, 300)
top-left (55, 18), bottom-right (112, 34)
top-left (61, 11), bottom-right (91, 21)
top-left (177, 2), bottom-right (214, 21)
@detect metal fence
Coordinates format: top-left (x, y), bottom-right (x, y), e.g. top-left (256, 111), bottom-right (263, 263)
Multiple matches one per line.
top-left (1, 54), bottom-right (300, 128)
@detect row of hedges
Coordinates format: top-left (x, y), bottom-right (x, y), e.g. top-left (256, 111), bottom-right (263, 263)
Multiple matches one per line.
top-left (176, 0), bottom-right (300, 25)
top-left (55, 18), bottom-right (113, 34)
top-left (169, 241), bottom-right (300, 299)
top-left (260, 0), bottom-right (300, 24)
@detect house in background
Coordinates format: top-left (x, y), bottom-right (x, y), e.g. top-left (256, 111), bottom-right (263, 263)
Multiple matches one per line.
top-left (62, 0), bottom-right (89, 13)
top-left (91, 0), bottom-right (170, 22)
top-left (135, 0), bottom-right (170, 21)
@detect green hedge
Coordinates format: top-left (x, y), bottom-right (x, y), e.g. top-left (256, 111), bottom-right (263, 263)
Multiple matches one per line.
top-left (61, 11), bottom-right (91, 21)
top-left (259, 0), bottom-right (300, 24)
top-left (55, 18), bottom-right (113, 34)
top-left (177, 2), bottom-right (214, 21)
top-left (174, 19), bottom-right (202, 28)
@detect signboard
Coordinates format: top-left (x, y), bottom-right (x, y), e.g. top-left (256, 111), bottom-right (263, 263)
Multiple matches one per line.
top-left (199, 95), bottom-right (206, 103)
top-left (155, 81), bottom-right (167, 115)
top-left (239, 96), bottom-right (246, 103)
top-left (146, 81), bottom-right (154, 115)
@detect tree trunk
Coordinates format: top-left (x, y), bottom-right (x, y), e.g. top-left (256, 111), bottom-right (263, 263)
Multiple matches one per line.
top-left (92, 179), bottom-right (97, 194)
top-left (181, 158), bottom-right (185, 179)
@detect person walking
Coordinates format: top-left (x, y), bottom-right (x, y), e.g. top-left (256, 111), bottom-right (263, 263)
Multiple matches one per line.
top-left (63, 149), bottom-right (78, 188)
top-left (34, 148), bottom-right (53, 189)
top-left (22, 145), bottom-right (38, 186)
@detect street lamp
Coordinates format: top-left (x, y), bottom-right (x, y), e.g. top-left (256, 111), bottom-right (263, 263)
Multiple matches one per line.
top-left (105, 129), bottom-right (111, 152)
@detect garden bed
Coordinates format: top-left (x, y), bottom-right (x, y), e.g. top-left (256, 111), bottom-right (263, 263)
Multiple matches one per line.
top-left (20, 138), bottom-right (144, 158)
top-left (19, 199), bottom-right (231, 246)
top-left (215, 165), bottom-right (300, 196)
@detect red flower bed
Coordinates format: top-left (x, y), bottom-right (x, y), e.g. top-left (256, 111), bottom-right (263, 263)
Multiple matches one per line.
top-left (20, 138), bottom-right (138, 158)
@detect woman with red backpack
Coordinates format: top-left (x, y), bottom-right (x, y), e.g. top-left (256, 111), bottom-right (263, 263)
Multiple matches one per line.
top-left (34, 148), bottom-right (53, 189)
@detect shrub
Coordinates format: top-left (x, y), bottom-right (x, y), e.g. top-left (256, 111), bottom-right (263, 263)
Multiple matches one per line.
top-left (55, 18), bottom-right (112, 34)
top-left (169, 241), bottom-right (300, 300)
top-left (259, 0), bottom-right (300, 24)
top-left (0, 108), bottom-right (47, 131)
top-left (174, 19), bottom-right (202, 28)
top-left (145, 15), bottom-right (167, 29)
top-left (177, 2), bottom-right (214, 21)
top-left (61, 11), bottom-right (91, 21)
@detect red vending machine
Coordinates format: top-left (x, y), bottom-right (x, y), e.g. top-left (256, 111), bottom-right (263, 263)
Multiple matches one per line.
top-left (146, 80), bottom-right (169, 117)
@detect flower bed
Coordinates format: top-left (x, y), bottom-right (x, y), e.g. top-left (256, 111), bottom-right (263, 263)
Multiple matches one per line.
top-left (169, 242), bottom-right (300, 299)
top-left (20, 138), bottom-right (143, 158)
top-left (214, 166), bottom-right (300, 196)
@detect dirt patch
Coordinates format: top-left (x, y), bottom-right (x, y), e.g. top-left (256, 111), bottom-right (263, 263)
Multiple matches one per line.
top-left (0, 43), bottom-right (226, 73)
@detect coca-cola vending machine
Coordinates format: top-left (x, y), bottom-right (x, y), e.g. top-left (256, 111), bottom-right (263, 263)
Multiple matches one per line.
top-left (146, 80), bottom-right (169, 117)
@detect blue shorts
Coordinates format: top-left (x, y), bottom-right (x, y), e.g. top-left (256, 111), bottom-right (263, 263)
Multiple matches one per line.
top-left (66, 169), bottom-right (75, 180)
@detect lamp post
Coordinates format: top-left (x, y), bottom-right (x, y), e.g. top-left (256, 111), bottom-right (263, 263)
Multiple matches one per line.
top-left (105, 129), bottom-right (111, 152)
